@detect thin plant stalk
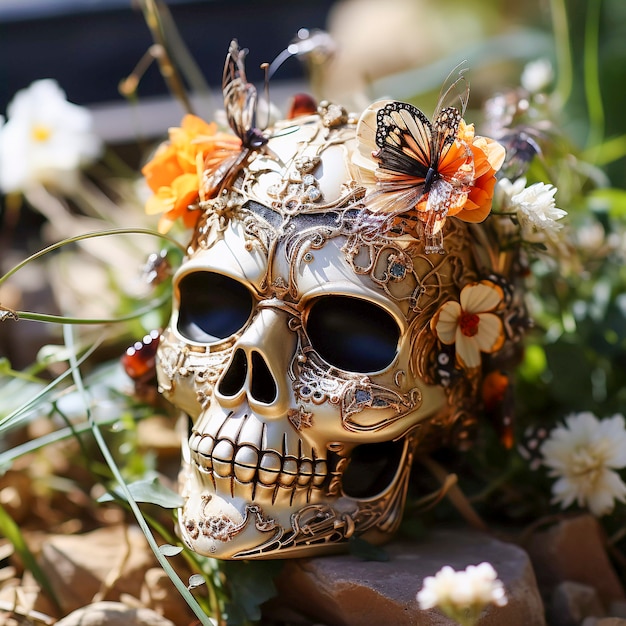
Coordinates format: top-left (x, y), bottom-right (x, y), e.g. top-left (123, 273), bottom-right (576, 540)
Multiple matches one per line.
top-left (62, 325), bottom-right (214, 626)
top-left (583, 0), bottom-right (604, 154)
top-left (138, 0), bottom-right (194, 114)
top-left (549, 0), bottom-right (573, 108)
top-left (0, 228), bottom-right (184, 289)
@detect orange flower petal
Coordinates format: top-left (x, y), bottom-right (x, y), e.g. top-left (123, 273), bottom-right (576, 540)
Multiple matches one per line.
top-left (142, 145), bottom-right (184, 193)
top-left (145, 187), bottom-right (175, 215)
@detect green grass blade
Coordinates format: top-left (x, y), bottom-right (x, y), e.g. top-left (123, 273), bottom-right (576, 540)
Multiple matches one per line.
top-left (0, 502), bottom-right (61, 611)
top-left (61, 325), bottom-right (215, 626)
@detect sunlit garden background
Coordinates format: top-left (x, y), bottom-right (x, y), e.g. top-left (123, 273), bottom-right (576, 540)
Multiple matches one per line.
top-left (1, 0), bottom-right (626, 624)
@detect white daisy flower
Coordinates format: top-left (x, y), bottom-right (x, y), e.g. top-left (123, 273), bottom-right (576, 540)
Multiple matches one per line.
top-left (496, 177), bottom-right (567, 243)
top-left (417, 562), bottom-right (507, 625)
top-left (541, 412), bottom-right (626, 516)
top-left (521, 58), bottom-right (554, 93)
top-left (0, 79), bottom-right (102, 194)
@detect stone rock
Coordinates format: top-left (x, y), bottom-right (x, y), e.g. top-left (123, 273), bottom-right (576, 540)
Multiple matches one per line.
top-left (38, 525), bottom-right (157, 614)
top-left (268, 529), bottom-right (545, 626)
top-left (525, 515), bottom-right (625, 607)
top-left (54, 601), bottom-right (176, 626)
top-left (548, 581), bottom-right (606, 626)
top-left (140, 567), bottom-right (196, 624)
top-left (609, 601), bottom-right (626, 618)
top-left (0, 569), bottom-right (59, 620)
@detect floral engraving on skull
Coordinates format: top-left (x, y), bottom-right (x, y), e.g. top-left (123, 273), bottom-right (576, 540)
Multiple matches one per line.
top-left (292, 348), bottom-right (422, 433)
top-left (287, 406), bottom-right (314, 430)
top-left (182, 495), bottom-right (278, 546)
top-left (158, 329), bottom-right (233, 408)
top-left (267, 155), bottom-right (324, 214)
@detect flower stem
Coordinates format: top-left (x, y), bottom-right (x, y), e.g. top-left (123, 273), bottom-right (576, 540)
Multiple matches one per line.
top-left (63, 325), bottom-right (214, 626)
top-left (549, 0), bottom-right (573, 108)
top-left (139, 0), bottom-right (194, 115)
top-left (13, 292), bottom-right (170, 325)
top-left (0, 228), bottom-right (184, 289)
top-left (583, 0), bottom-right (605, 154)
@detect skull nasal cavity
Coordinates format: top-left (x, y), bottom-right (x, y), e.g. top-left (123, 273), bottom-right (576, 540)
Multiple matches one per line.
top-left (218, 349), bottom-right (278, 404)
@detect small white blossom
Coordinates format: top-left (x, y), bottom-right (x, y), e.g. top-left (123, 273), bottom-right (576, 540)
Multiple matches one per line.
top-left (0, 79), bottom-right (102, 193)
top-left (521, 59), bottom-right (554, 93)
top-left (496, 177), bottom-right (566, 243)
top-left (417, 562), bottom-right (507, 625)
top-left (541, 412), bottom-right (626, 516)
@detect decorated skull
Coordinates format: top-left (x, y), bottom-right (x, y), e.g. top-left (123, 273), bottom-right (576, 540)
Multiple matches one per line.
top-left (150, 41), bottom-right (526, 559)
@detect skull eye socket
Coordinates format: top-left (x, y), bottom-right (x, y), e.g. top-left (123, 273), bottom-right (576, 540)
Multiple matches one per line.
top-left (305, 296), bottom-right (400, 373)
top-left (176, 272), bottom-right (254, 343)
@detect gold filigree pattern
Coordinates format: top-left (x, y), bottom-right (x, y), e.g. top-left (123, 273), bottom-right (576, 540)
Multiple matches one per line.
top-left (292, 348), bottom-right (422, 433)
top-left (157, 329), bottom-right (233, 408)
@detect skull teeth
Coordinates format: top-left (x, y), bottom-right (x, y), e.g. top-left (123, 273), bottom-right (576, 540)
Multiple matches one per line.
top-left (189, 431), bottom-right (327, 491)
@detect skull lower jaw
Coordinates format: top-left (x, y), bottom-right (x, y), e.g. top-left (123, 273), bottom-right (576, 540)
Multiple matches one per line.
top-left (177, 453), bottom-right (352, 559)
top-left (176, 410), bottom-right (420, 559)
top-left (178, 407), bottom-right (341, 559)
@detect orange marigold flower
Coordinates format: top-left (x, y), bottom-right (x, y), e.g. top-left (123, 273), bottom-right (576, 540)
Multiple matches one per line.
top-left (454, 122), bottom-right (505, 223)
top-left (412, 121), bottom-right (504, 229)
top-left (141, 114), bottom-right (242, 233)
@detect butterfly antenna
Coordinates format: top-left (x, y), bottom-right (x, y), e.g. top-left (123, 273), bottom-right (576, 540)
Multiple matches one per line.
top-left (261, 61), bottom-right (271, 131)
top-left (436, 60), bottom-right (470, 116)
top-left (268, 47), bottom-right (293, 79)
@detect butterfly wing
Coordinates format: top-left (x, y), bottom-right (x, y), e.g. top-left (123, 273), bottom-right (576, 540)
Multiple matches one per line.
top-left (431, 106), bottom-right (461, 168)
top-left (222, 39), bottom-right (260, 145)
top-left (353, 101), bottom-right (435, 229)
top-left (374, 101), bottom-right (432, 191)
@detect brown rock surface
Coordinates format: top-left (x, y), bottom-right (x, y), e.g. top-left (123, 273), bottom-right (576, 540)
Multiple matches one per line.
top-left (269, 529), bottom-right (545, 625)
top-left (54, 601), bottom-right (175, 626)
top-left (525, 515), bottom-right (625, 607)
top-left (38, 525), bottom-right (157, 615)
top-left (140, 567), bottom-right (196, 624)
top-left (549, 581), bottom-right (606, 625)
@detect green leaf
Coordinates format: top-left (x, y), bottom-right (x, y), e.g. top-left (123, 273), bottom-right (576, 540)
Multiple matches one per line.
top-left (588, 187), bottom-right (626, 218)
top-left (544, 342), bottom-right (593, 408)
top-left (348, 535), bottom-right (389, 562)
top-left (517, 344), bottom-right (548, 381)
top-left (98, 477), bottom-right (184, 508)
top-left (221, 560), bottom-right (283, 624)
top-left (188, 573), bottom-right (206, 589)
top-left (159, 543), bottom-right (184, 557)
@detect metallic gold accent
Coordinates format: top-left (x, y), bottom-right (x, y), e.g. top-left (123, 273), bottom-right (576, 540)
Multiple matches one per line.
top-left (0, 305), bottom-right (18, 322)
top-left (182, 495), bottom-right (278, 543)
top-left (292, 348), bottom-right (422, 433)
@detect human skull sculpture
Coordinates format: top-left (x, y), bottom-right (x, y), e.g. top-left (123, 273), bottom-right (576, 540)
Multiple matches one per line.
top-left (151, 41), bottom-right (526, 559)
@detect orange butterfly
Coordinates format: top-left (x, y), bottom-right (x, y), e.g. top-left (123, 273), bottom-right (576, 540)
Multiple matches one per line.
top-left (355, 68), bottom-right (504, 253)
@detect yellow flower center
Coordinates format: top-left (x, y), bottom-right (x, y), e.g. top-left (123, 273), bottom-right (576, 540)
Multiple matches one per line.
top-left (570, 448), bottom-right (603, 488)
top-left (31, 124), bottom-right (52, 142)
top-left (460, 312), bottom-right (480, 337)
